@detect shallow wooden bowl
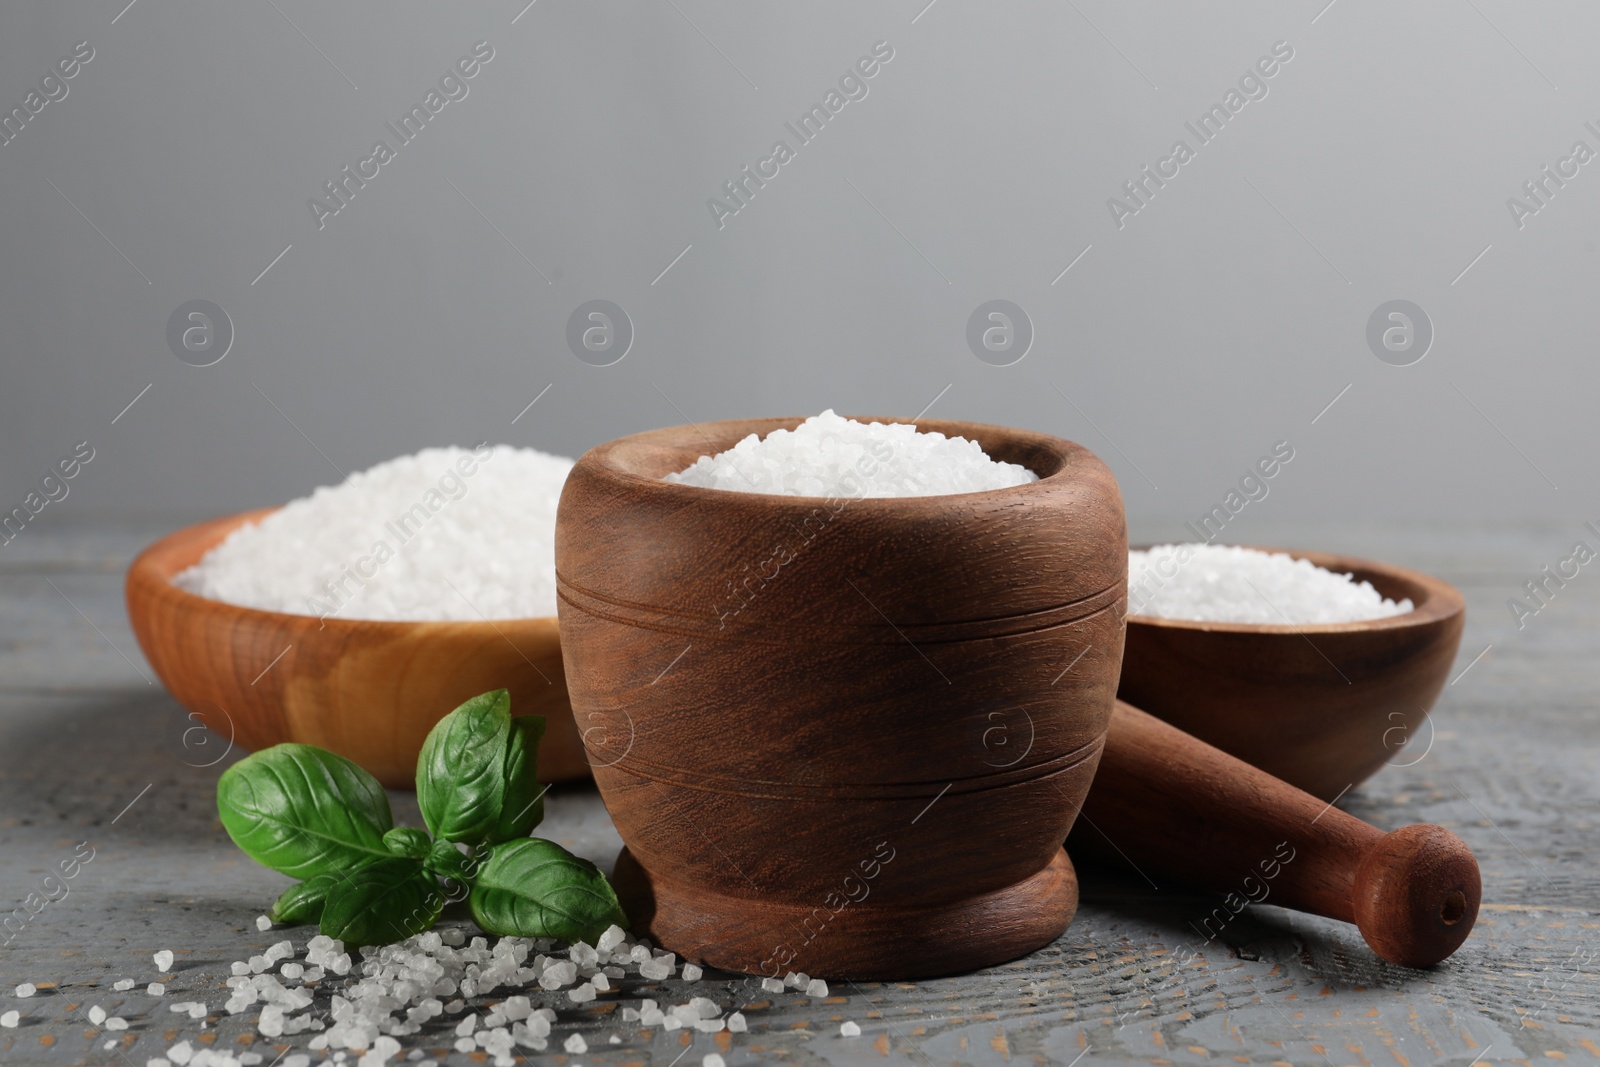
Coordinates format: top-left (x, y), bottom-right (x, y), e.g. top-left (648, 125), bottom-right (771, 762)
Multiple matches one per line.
top-left (556, 416), bottom-right (1128, 979)
top-left (125, 508), bottom-right (589, 789)
top-left (1119, 546), bottom-right (1465, 800)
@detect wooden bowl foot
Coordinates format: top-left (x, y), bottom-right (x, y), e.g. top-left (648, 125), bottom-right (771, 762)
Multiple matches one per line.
top-left (611, 846), bottom-right (1079, 980)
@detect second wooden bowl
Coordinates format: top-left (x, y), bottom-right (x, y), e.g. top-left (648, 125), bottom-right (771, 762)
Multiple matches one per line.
top-left (125, 508), bottom-right (590, 788)
top-left (1119, 546), bottom-right (1465, 800)
top-left (556, 416), bottom-right (1129, 979)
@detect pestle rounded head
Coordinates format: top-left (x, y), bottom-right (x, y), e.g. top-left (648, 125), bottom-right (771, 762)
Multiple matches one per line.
top-left (1352, 823), bottom-right (1481, 968)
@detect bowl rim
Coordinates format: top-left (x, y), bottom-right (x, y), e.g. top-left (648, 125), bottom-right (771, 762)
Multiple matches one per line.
top-left (126, 505), bottom-right (561, 634)
top-left (1123, 543), bottom-right (1464, 636)
top-left (580, 414), bottom-right (1104, 506)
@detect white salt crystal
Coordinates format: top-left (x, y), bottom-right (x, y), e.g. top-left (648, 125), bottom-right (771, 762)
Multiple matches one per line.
top-left (597, 925), bottom-right (626, 952)
top-left (154, 950), bottom-right (174, 972)
top-left (727, 1011), bottom-right (747, 1033)
top-left (806, 978), bottom-right (829, 997)
top-left (621, 1007), bottom-right (639, 1022)
top-left (255, 916), bottom-right (271, 931)
top-left (454, 1013), bottom-right (477, 1037)
top-left (704, 1056), bottom-right (726, 1067)
top-left (114, 979), bottom-right (135, 991)
top-left (0, 1011), bottom-right (17, 1028)
top-left (840, 1020), bottom-right (862, 1037)
top-left (147, 983), bottom-right (165, 996)
top-left (564, 1034), bottom-right (587, 1054)
top-left (89, 1005), bottom-right (106, 1024)
top-left (105, 1017), bottom-right (128, 1031)
top-left (681, 963), bottom-right (703, 982)
top-left (666, 410), bottom-right (1037, 498)
top-left (168, 1042), bottom-right (194, 1065)
top-left (176, 446), bottom-right (574, 621)
top-left (568, 983), bottom-right (596, 1003)
top-left (693, 1018), bottom-right (724, 1033)
top-left (1127, 544), bottom-right (1414, 624)
top-left (14, 984), bottom-right (34, 998)
top-left (760, 977), bottom-right (783, 993)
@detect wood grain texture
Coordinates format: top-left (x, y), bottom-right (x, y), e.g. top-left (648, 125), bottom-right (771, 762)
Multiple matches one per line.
top-left (555, 416), bottom-right (1128, 979)
top-left (1120, 546), bottom-right (1465, 800)
top-left (124, 508), bottom-right (589, 788)
top-left (1073, 701), bottom-right (1480, 967)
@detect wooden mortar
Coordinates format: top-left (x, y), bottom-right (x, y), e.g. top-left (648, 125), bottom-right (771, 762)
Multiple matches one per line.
top-left (555, 416), bottom-right (1128, 979)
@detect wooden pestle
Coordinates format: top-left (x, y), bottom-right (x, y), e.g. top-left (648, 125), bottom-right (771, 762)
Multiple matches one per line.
top-left (1073, 701), bottom-right (1481, 968)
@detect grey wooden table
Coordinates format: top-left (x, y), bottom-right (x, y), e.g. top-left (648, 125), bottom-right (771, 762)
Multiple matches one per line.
top-left (1, 518), bottom-right (1595, 1066)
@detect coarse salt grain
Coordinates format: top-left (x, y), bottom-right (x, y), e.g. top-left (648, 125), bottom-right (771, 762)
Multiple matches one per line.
top-left (176, 446), bottom-right (574, 622)
top-left (147, 983), bottom-right (165, 996)
top-left (805, 978), bottom-right (829, 998)
top-left (1127, 544), bottom-right (1413, 624)
top-left (113, 979), bottom-right (135, 991)
top-left (665, 410), bottom-right (1037, 498)
top-left (154, 950), bottom-right (174, 972)
top-left (840, 1020), bottom-right (862, 1037)
top-left (0, 1011), bottom-right (18, 1028)
top-left (15, 984), bottom-right (35, 997)
top-left (256, 916), bottom-right (272, 931)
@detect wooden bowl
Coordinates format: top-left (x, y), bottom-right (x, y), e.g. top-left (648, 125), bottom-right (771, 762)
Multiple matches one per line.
top-left (1118, 546), bottom-right (1465, 800)
top-left (125, 508), bottom-right (589, 789)
top-left (555, 416), bottom-right (1128, 979)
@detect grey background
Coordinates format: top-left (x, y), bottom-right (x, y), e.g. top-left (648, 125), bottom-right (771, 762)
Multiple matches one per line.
top-left (0, 1), bottom-right (1591, 533)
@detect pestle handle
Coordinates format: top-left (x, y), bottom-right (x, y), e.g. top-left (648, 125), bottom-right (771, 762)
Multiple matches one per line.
top-left (1075, 701), bottom-right (1480, 968)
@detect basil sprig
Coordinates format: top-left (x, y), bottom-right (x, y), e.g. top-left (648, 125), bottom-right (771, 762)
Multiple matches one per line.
top-left (216, 689), bottom-right (626, 947)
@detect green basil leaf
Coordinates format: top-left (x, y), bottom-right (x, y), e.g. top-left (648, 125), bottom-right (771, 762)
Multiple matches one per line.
top-left (269, 871), bottom-right (343, 925)
top-left (416, 690), bottom-right (513, 846)
top-left (383, 827), bottom-right (432, 859)
top-left (217, 744), bottom-right (393, 880)
top-left (491, 715), bottom-right (546, 843)
top-left (423, 839), bottom-right (475, 883)
top-left (318, 858), bottom-right (444, 947)
top-left (468, 839), bottom-right (627, 944)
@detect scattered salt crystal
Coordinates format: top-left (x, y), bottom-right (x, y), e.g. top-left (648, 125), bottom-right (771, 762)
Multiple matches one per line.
top-left (255, 916), bottom-right (271, 931)
top-left (597, 925), bottom-right (626, 952)
top-left (783, 971), bottom-right (803, 988)
top-left (621, 1007), bottom-right (640, 1022)
top-left (105, 1016), bottom-right (128, 1031)
top-left (1127, 544), bottom-right (1414, 624)
top-left (154, 950), bottom-right (174, 972)
top-left (663, 1015), bottom-right (683, 1031)
top-left (727, 1011), bottom-right (747, 1033)
top-left (590, 973), bottom-right (610, 992)
top-left (147, 983), bottom-right (165, 996)
top-left (281, 963), bottom-right (303, 980)
top-left (564, 1034), bottom-right (587, 1053)
top-left (681, 963), bottom-right (703, 982)
top-left (177, 446), bottom-right (574, 621)
top-left (454, 1013), bottom-right (477, 1037)
top-left (168, 1042), bottom-right (194, 1064)
top-left (0, 1011), bottom-right (18, 1028)
top-left (841, 1020), bottom-right (862, 1036)
top-left (806, 978), bottom-right (829, 997)
top-left (568, 983), bottom-right (596, 1003)
top-left (88, 1005), bottom-right (106, 1024)
top-left (693, 1018), bottom-right (725, 1033)
top-left (15, 984), bottom-right (35, 997)
top-left (452, 1038), bottom-right (475, 1053)
top-left (112, 979), bottom-right (134, 991)
top-left (666, 410), bottom-right (1037, 498)
top-left (704, 1056), bottom-right (726, 1067)
top-left (638, 957), bottom-right (672, 981)
top-left (760, 977), bottom-right (784, 993)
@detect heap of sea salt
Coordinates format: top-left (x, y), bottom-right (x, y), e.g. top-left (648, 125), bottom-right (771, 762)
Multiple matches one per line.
top-left (1128, 544), bottom-right (1413, 624)
top-left (176, 446), bottom-right (573, 622)
top-left (665, 410), bottom-right (1037, 497)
